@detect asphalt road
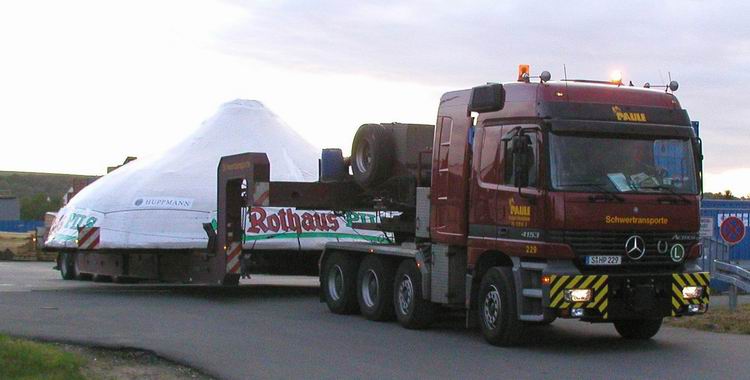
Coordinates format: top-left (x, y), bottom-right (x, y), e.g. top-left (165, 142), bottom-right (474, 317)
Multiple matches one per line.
top-left (1, 262), bottom-right (749, 380)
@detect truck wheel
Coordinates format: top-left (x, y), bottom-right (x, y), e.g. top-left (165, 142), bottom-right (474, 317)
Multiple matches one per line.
top-left (478, 266), bottom-right (523, 346)
top-left (322, 252), bottom-right (360, 314)
top-left (59, 252), bottom-right (75, 280)
top-left (614, 319), bottom-right (663, 339)
top-left (393, 259), bottom-right (435, 329)
top-left (357, 255), bottom-right (396, 321)
top-left (351, 124), bottom-right (393, 189)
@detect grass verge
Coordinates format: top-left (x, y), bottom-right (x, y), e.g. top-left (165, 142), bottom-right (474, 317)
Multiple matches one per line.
top-left (0, 334), bottom-right (85, 380)
top-left (665, 304), bottom-right (750, 334)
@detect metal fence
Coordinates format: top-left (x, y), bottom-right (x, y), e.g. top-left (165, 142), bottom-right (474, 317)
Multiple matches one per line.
top-left (700, 237), bottom-right (731, 292)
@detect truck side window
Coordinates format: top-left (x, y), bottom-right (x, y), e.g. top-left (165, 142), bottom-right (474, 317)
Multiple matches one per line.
top-left (503, 132), bottom-right (538, 187)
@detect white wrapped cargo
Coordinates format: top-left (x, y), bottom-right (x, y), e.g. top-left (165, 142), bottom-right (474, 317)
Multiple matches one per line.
top-left (46, 100), bottom-right (387, 250)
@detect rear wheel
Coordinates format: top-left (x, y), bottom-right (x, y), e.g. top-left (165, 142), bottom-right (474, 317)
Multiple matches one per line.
top-left (59, 252), bottom-right (75, 280)
top-left (393, 259), bottom-right (435, 329)
top-left (614, 319), bottom-right (663, 339)
top-left (357, 255), bottom-right (396, 321)
top-left (478, 266), bottom-right (523, 346)
top-left (322, 252), bottom-right (360, 314)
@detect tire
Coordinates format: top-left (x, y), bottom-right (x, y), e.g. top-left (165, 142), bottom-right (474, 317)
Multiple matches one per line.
top-left (393, 259), bottom-right (436, 329)
top-left (357, 255), bottom-right (396, 321)
top-left (351, 124), bottom-right (393, 188)
top-left (477, 266), bottom-right (523, 346)
top-left (613, 319), bottom-right (663, 340)
top-left (59, 252), bottom-right (75, 280)
top-left (322, 252), bottom-right (360, 314)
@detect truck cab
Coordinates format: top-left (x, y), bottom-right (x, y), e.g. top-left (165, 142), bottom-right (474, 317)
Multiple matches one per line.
top-left (228, 67), bottom-right (710, 346)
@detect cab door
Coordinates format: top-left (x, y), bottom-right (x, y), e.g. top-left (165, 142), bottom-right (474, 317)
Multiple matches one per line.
top-left (496, 125), bottom-right (544, 254)
top-left (469, 124), bottom-right (506, 249)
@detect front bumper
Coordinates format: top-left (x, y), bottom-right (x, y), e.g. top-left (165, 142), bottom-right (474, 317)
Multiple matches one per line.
top-left (545, 272), bottom-right (710, 320)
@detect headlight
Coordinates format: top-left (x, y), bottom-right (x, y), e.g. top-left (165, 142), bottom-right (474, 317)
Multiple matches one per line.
top-left (564, 289), bottom-right (593, 302)
top-left (682, 286), bottom-right (703, 300)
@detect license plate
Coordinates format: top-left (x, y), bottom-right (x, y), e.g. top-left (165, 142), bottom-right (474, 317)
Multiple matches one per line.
top-left (585, 255), bottom-right (622, 265)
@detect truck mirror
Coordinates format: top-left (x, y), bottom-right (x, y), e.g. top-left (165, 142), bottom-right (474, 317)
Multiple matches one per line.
top-left (512, 135), bottom-right (532, 188)
top-left (469, 83), bottom-right (505, 113)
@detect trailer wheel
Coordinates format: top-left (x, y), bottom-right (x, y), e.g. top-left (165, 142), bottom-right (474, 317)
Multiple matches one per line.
top-left (613, 319), bottom-right (662, 339)
top-left (59, 252), bottom-right (75, 280)
top-left (478, 266), bottom-right (523, 346)
top-left (351, 124), bottom-right (393, 188)
top-left (357, 255), bottom-right (396, 321)
top-left (322, 252), bottom-right (360, 314)
top-left (393, 259), bottom-right (435, 329)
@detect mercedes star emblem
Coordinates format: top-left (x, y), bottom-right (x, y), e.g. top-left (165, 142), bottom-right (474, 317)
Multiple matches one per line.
top-left (625, 235), bottom-right (646, 260)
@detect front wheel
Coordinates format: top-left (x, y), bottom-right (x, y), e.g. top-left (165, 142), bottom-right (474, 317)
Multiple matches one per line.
top-left (393, 259), bottom-right (436, 329)
top-left (477, 266), bottom-right (523, 346)
top-left (613, 319), bottom-right (663, 339)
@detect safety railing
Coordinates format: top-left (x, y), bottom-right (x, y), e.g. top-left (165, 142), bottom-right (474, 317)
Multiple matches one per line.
top-left (713, 260), bottom-right (750, 312)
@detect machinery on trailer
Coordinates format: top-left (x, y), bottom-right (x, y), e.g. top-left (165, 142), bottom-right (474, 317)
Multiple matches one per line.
top-left (222, 66), bottom-right (710, 345)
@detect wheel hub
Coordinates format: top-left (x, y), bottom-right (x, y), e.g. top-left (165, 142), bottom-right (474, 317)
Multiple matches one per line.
top-left (397, 274), bottom-right (414, 315)
top-left (362, 269), bottom-right (379, 308)
top-left (328, 265), bottom-right (344, 301)
top-left (483, 285), bottom-right (501, 330)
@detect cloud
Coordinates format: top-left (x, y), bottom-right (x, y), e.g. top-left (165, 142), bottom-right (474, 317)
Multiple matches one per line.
top-left (213, 0), bottom-right (750, 177)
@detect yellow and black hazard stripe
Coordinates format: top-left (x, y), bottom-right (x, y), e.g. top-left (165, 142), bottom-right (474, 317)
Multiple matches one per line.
top-left (672, 272), bottom-right (710, 316)
top-left (548, 274), bottom-right (609, 319)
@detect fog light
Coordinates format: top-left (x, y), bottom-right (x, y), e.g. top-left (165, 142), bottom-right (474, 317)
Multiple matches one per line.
top-left (682, 286), bottom-right (703, 300)
top-left (571, 308), bottom-right (585, 318)
top-left (564, 289), bottom-right (593, 302)
top-left (688, 304), bottom-right (707, 314)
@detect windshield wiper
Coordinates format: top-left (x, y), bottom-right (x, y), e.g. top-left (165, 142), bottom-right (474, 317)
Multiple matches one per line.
top-left (559, 183), bottom-right (625, 202)
top-left (638, 184), bottom-right (692, 204)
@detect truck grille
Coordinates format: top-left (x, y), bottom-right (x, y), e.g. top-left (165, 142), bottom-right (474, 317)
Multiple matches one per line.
top-left (547, 230), bottom-right (698, 269)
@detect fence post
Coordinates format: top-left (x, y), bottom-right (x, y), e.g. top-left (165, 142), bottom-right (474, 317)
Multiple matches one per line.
top-left (729, 284), bottom-right (738, 312)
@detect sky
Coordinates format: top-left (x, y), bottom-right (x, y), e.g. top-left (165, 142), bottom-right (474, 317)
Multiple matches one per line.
top-left (1, 0), bottom-right (748, 195)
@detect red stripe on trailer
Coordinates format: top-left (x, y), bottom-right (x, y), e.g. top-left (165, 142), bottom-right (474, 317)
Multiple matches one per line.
top-left (229, 261), bottom-right (242, 274)
top-left (226, 242), bottom-right (242, 274)
top-left (77, 227), bottom-right (100, 250)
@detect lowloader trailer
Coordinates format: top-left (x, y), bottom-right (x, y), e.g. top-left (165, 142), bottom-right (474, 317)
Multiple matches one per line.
top-left (221, 66), bottom-right (710, 346)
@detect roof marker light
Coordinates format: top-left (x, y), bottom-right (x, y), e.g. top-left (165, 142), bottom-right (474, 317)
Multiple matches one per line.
top-left (518, 64), bottom-right (530, 82)
top-left (610, 70), bottom-right (623, 85)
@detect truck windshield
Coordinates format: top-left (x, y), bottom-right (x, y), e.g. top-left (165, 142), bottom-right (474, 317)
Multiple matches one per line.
top-left (549, 133), bottom-right (698, 194)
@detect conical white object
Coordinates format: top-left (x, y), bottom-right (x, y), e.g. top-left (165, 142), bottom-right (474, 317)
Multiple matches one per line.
top-left (46, 100), bottom-right (386, 250)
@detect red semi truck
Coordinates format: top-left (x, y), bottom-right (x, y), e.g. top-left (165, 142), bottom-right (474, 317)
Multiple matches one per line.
top-left (219, 66), bottom-right (710, 345)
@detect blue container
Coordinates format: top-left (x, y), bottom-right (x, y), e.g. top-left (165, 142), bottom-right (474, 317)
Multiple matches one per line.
top-left (701, 199), bottom-right (750, 260)
top-left (700, 199), bottom-right (750, 291)
top-left (0, 220), bottom-right (44, 233)
top-left (320, 148), bottom-right (346, 182)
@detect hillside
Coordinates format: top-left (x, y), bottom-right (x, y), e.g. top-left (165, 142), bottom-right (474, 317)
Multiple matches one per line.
top-left (0, 171), bottom-right (100, 220)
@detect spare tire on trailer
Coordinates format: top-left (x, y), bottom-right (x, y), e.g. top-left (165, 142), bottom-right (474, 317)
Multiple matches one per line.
top-left (351, 124), bottom-right (393, 189)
